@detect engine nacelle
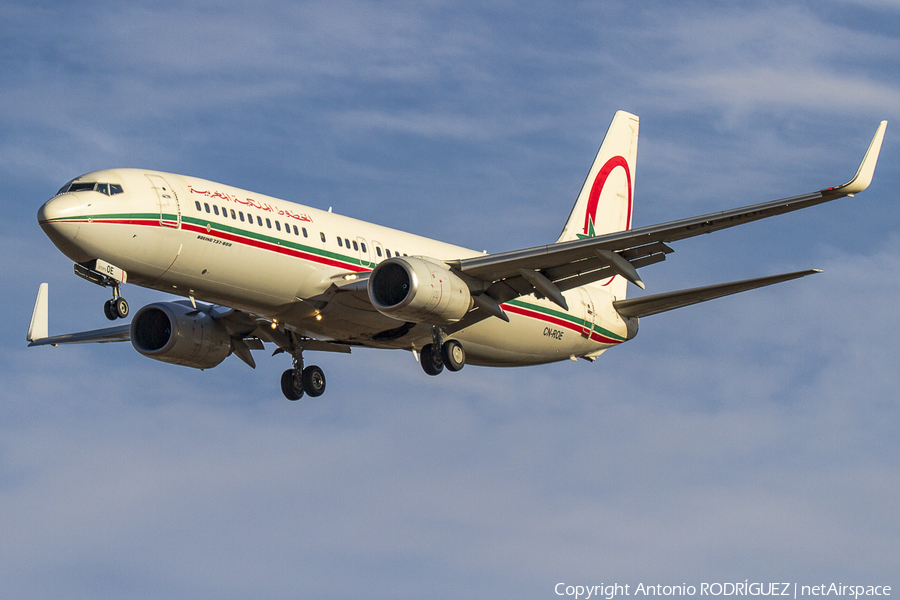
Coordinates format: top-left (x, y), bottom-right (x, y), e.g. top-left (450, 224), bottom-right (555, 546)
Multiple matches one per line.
top-left (368, 257), bottom-right (473, 324)
top-left (130, 301), bottom-right (232, 369)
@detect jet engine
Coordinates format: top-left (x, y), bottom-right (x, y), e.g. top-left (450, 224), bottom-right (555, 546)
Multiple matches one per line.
top-left (130, 301), bottom-right (232, 369)
top-left (368, 257), bottom-right (473, 324)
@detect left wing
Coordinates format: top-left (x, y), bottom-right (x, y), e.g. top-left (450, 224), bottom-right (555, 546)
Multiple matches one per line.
top-left (27, 283), bottom-right (131, 346)
top-left (25, 284), bottom-right (348, 368)
top-left (447, 121), bottom-right (886, 307)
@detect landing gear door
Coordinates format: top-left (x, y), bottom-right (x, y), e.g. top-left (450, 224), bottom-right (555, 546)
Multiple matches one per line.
top-left (146, 174), bottom-right (181, 228)
top-left (576, 288), bottom-right (595, 338)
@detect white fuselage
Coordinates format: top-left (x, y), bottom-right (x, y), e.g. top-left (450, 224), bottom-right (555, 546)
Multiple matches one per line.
top-left (38, 168), bottom-right (635, 366)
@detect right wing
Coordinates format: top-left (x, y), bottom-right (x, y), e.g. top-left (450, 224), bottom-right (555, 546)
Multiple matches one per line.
top-left (448, 121), bottom-right (887, 307)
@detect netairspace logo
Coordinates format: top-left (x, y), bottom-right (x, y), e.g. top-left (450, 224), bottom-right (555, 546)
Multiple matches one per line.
top-left (553, 583), bottom-right (893, 600)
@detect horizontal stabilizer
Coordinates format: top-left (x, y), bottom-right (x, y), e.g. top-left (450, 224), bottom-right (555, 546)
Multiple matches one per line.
top-left (613, 269), bottom-right (821, 318)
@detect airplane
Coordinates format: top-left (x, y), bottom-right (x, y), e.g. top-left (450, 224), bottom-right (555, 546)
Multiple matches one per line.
top-left (27, 111), bottom-right (887, 400)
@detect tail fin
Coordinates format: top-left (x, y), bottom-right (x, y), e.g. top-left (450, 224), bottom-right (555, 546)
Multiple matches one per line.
top-left (557, 110), bottom-right (639, 243)
top-left (557, 111), bottom-right (638, 298)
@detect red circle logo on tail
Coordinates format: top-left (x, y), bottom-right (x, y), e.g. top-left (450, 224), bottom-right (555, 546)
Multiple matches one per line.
top-left (583, 155), bottom-right (633, 237)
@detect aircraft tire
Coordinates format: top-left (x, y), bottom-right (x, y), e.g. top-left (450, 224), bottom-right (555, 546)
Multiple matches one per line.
top-left (103, 299), bottom-right (117, 321)
top-left (441, 340), bottom-right (465, 372)
top-left (115, 297), bottom-right (129, 319)
top-left (302, 365), bottom-right (326, 397)
top-left (420, 344), bottom-right (444, 376)
top-left (281, 369), bottom-right (304, 401)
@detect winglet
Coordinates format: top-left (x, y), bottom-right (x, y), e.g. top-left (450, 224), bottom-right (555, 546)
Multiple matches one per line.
top-left (827, 121), bottom-right (887, 195)
top-left (27, 283), bottom-right (49, 342)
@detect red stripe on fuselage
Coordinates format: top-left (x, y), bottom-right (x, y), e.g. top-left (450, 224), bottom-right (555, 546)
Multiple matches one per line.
top-left (51, 217), bottom-right (369, 273)
top-left (180, 222), bottom-right (368, 272)
top-left (502, 303), bottom-right (622, 345)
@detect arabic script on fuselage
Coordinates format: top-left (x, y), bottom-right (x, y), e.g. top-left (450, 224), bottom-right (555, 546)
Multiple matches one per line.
top-left (188, 185), bottom-right (314, 223)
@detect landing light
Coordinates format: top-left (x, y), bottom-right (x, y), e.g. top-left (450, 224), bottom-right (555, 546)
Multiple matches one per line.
top-left (315, 314), bottom-right (323, 321)
top-left (343, 274), bottom-right (358, 281)
top-left (270, 320), bottom-right (278, 330)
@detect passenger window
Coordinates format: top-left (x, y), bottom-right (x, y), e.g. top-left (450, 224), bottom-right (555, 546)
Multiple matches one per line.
top-left (239, 212), bottom-right (245, 222)
top-left (276, 221), bottom-right (281, 231)
top-left (293, 225), bottom-right (298, 235)
top-left (195, 201), bottom-right (202, 211)
top-left (320, 232), bottom-right (326, 242)
top-left (361, 243), bottom-right (367, 253)
top-left (213, 206), bottom-right (219, 216)
top-left (257, 216), bottom-right (263, 226)
top-left (109, 184), bottom-right (124, 195)
top-left (221, 206), bottom-right (228, 217)
top-left (376, 247), bottom-right (382, 257)
top-left (302, 227), bottom-right (308, 238)
top-left (386, 250), bottom-right (392, 258)
top-left (231, 209), bottom-right (236, 219)
top-left (266, 218), bottom-right (272, 228)
top-left (204, 203), bottom-right (210, 213)
top-left (352, 241), bottom-right (358, 251)
top-left (337, 237), bottom-right (343, 247)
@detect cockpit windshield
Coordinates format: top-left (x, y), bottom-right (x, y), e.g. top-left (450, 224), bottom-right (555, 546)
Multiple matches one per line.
top-left (56, 181), bottom-right (124, 196)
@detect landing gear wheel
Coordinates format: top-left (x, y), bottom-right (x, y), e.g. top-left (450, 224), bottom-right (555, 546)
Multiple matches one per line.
top-left (302, 365), bottom-right (326, 397)
top-left (420, 344), bottom-right (444, 376)
top-left (281, 369), bottom-right (304, 401)
top-left (103, 299), bottom-right (117, 321)
top-left (441, 340), bottom-right (466, 372)
top-left (114, 297), bottom-right (129, 319)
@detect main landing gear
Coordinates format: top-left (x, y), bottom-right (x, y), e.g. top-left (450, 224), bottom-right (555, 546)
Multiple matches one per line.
top-left (420, 327), bottom-right (466, 376)
top-left (280, 349), bottom-right (326, 401)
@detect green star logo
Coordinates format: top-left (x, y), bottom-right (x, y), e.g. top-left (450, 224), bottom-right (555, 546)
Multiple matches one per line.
top-left (576, 216), bottom-right (597, 239)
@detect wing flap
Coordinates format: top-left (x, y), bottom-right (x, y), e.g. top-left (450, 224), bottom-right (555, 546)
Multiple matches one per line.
top-left (612, 269), bottom-right (821, 318)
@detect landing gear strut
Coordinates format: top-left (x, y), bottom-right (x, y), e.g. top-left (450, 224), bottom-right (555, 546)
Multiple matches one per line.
top-left (420, 327), bottom-right (466, 376)
top-left (74, 262), bottom-right (129, 321)
top-left (280, 346), bottom-right (326, 401)
top-left (103, 292), bottom-right (129, 321)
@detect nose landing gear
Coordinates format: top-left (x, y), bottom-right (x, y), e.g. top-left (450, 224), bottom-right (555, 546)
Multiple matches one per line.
top-left (103, 294), bottom-right (129, 321)
top-left (74, 261), bottom-right (130, 321)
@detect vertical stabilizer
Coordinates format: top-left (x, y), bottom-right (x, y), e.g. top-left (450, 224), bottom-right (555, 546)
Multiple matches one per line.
top-left (558, 111), bottom-right (639, 242)
top-left (557, 111), bottom-right (639, 298)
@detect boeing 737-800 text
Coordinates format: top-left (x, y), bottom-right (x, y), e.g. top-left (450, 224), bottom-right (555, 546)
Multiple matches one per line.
top-left (27, 112), bottom-right (887, 399)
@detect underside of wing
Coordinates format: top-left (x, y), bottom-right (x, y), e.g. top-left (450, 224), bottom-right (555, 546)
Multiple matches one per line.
top-left (447, 121), bottom-right (886, 311)
top-left (27, 324), bottom-right (132, 346)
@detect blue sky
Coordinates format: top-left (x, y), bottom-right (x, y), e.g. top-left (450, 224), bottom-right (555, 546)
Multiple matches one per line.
top-left (2, 1), bottom-right (899, 598)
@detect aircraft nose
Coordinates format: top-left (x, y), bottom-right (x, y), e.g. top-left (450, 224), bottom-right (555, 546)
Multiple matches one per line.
top-left (37, 192), bottom-right (82, 224)
top-left (37, 193), bottom-right (93, 263)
